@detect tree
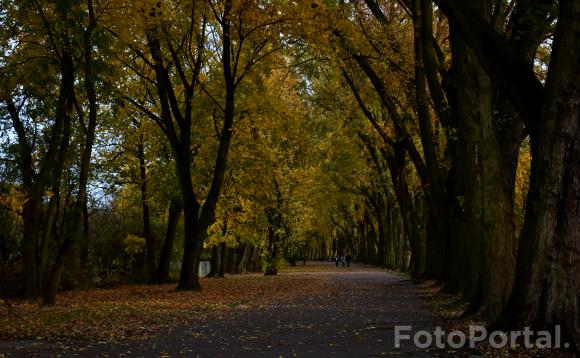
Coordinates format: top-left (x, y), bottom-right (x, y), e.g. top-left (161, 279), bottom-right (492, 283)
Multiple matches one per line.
top-left (433, 0), bottom-right (579, 348)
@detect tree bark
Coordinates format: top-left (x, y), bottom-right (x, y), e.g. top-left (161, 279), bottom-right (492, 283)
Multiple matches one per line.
top-left (385, 145), bottom-right (426, 277)
top-left (245, 246), bottom-right (256, 272)
top-left (226, 247), bottom-right (236, 274)
top-left (156, 199), bottom-right (182, 283)
top-left (175, 153), bottom-right (202, 290)
top-left (500, 0), bottom-right (580, 348)
top-left (207, 245), bottom-right (221, 277)
top-left (137, 136), bottom-right (156, 282)
top-left (234, 243), bottom-right (247, 274)
top-left (430, 0), bottom-right (518, 319)
top-left (43, 3), bottom-right (97, 302)
top-left (411, 0), bottom-right (449, 280)
top-left (218, 243), bottom-right (227, 277)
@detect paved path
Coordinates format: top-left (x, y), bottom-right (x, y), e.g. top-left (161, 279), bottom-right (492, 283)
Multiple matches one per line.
top-left (1, 268), bottom-right (438, 357)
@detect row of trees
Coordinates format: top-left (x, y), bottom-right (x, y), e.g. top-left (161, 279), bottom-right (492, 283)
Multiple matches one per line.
top-left (299, 0), bottom-right (578, 349)
top-left (0, 0), bottom-right (577, 350)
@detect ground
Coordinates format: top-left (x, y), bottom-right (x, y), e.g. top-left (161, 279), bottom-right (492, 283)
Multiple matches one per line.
top-left (0, 263), bottom-right (437, 357)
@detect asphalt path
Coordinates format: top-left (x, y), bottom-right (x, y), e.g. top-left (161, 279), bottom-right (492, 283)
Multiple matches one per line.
top-left (0, 267), bottom-right (438, 357)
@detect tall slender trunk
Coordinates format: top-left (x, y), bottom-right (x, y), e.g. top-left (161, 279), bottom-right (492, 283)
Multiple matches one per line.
top-left (218, 243), bottom-right (227, 277)
top-left (22, 199), bottom-right (41, 296)
top-left (245, 246), bottom-right (255, 272)
top-left (38, 177), bottom-right (61, 292)
top-left (41, 52), bottom-right (76, 305)
top-left (207, 245), bottom-right (221, 277)
top-left (43, 3), bottom-right (99, 303)
top-left (385, 146), bottom-right (425, 277)
top-left (178, 0), bottom-right (236, 289)
top-left (411, 0), bottom-right (449, 281)
top-left (226, 247), bottom-right (236, 274)
top-left (234, 243), bottom-right (247, 274)
top-left (137, 136), bottom-right (156, 282)
top-left (156, 199), bottom-right (182, 283)
top-left (8, 48), bottom-right (71, 296)
top-left (375, 205), bottom-right (386, 267)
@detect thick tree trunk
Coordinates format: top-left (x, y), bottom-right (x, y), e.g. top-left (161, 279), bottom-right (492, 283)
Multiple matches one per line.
top-left (42, 241), bottom-right (70, 305)
top-left (444, 6), bottom-right (517, 318)
top-left (176, 166), bottom-right (202, 290)
top-left (501, 0), bottom-right (580, 348)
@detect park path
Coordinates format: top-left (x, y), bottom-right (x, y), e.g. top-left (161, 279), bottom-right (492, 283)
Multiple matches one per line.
top-left (1, 265), bottom-right (439, 357)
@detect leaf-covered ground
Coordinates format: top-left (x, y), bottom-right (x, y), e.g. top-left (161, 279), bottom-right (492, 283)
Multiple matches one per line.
top-left (418, 281), bottom-right (575, 358)
top-left (0, 272), bottom-right (322, 342)
top-left (0, 263), bottom-right (437, 357)
top-left (3, 264), bottom-right (573, 357)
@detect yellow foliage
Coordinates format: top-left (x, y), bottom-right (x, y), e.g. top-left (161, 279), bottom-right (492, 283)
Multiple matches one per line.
top-left (123, 234), bottom-right (146, 257)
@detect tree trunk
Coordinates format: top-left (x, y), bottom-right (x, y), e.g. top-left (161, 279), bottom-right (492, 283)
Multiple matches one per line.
top-left (38, 188), bottom-right (59, 292)
top-left (156, 199), bottom-right (182, 283)
top-left (218, 243), bottom-right (227, 277)
top-left (22, 199), bottom-right (41, 297)
top-left (444, 3), bottom-right (517, 317)
top-left (234, 243), bottom-right (247, 274)
top-left (207, 245), bottom-right (221, 277)
top-left (245, 246), bottom-right (255, 272)
top-left (411, 0), bottom-right (450, 281)
top-left (501, 0), bottom-right (580, 348)
top-left (43, 20), bottom-right (95, 303)
top-left (226, 247), bottom-right (236, 274)
top-left (177, 0), bottom-right (236, 289)
top-left (386, 146), bottom-right (426, 277)
top-left (176, 171), bottom-right (202, 290)
top-left (375, 206), bottom-right (387, 268)
top-left (137, 137), bottom-right (156, 282)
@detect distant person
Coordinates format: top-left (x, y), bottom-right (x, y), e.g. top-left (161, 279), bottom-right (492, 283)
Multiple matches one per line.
top-left (335, 256), bottom-right (340, 267)
top-left (345, 254), bottom-right (351, 267)
top-left (341, 256), bottom-right (345, 267)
